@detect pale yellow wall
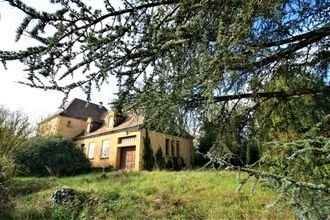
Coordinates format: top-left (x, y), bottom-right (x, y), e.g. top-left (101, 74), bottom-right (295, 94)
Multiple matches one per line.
top-left (57, 116), bottom-right (86, 138)
top-left (75, 129), bottom-right (142, 171)
top-left (38, 115), bottom-right (87, 139)
top-left (37, 116), bottom-right (61, 136)
top-left (142, 129), bottom-right (194, 168)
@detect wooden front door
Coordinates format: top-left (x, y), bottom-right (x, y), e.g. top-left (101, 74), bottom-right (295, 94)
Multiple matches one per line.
top-left (120, 147), bottom-right (136, 170)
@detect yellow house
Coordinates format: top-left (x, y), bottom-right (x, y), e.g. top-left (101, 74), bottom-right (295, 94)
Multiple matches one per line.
top-left (37, 98), bottom-right (194, 171)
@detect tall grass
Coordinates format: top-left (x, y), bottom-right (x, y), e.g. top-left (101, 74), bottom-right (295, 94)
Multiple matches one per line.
top-left (10, 171), bottom-right (294, 219)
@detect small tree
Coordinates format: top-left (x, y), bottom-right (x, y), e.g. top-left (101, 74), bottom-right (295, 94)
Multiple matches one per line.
top-left (155, 148), bottom-right (165, 170)
top-left (143, 130), bottom-right (154, 171)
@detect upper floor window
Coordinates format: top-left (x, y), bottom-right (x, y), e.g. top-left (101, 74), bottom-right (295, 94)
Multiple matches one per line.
top-left (88, 142), bottom-right (95, 159)
top-left (86, 117), bottom-right (93, 133)
top-left (119, 136), bottom-right (136, 144)
top-left (101, 140), bottom-right (109, 158)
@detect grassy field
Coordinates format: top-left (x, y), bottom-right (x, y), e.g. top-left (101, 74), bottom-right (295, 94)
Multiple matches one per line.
top-left (8, 170), bottom-right (295, 219)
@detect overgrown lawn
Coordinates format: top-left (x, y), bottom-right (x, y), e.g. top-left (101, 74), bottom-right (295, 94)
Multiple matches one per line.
top-left (10, 171), bottom-right (295, 219)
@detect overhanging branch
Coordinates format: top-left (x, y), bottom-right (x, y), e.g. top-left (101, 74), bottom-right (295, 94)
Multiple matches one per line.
top-left (188, 87), bottom-right (330, 105)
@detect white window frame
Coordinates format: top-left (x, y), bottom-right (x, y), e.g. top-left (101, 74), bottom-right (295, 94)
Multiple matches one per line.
top-left (101, 140), bottom-right (109, 158)
top-left (88, 142), bottom-right (95, 159)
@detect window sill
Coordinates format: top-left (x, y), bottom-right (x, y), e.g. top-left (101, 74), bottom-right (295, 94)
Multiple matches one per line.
top-left (89, 158), bottom-right (94, 160)
top-left (100, 157), bottom-right (109, 159)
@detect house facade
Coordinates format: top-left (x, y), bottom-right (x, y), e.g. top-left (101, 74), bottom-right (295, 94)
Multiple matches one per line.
top-left (37, 98), bottom-right (194, 170)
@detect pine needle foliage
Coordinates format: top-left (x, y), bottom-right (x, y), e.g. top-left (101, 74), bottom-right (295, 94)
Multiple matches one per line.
top-left (0, 0), bottom-right (328, 132)
top-left (207, 115), bottom-right (330, 219)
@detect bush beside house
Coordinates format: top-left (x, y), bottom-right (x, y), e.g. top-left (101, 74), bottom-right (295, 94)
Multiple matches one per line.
top-left (14, 136), bottom-right (90, 177)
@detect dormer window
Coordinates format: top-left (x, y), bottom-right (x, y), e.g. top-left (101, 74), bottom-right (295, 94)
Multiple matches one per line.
top-left (86, 123), bottom-right (91, 133)
top-left (86, 117), bottom-right (93, 133)
top-left (109, 116), bottom-right (114, 128)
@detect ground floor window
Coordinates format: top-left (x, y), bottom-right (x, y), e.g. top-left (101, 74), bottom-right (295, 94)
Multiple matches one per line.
top-left (101, 140), bottom-right (109, 158)
top-left (88, 142), bottom-right (95, 159)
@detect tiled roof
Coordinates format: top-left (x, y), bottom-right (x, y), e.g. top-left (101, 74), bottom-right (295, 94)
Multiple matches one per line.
top-left (48, 98), bottom-right (108, 122)
top-left (75, 114), bottom-right (144, 139)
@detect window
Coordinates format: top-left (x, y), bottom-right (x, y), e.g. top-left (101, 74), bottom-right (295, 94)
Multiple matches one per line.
top-left (81, 144), bottom-right (85, 151)
top-left (109, 117), bottom-right (114, 127)
top-left (88, 142), bottom-right (95, 159)
top-left (119, 136), bottom-right (136, 144)
top-left (101, 140), bottom-right (109, 158)
top-left (171, 140), bottom-right (175, 156)
top-left (165, 139), bottom-right (169, 156)
top-left (86, 123), bottom-right (91, 133)
top-left (176, 141), bottom-right (180, 156)
top-left (66, 120), bottom-right (72, 127)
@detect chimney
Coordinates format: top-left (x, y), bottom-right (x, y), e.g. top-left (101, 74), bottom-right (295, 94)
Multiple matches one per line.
top-left (99, 102), bottom-right (103, 109)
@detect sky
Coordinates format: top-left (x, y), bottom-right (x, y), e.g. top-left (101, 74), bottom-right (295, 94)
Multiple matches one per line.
top-left (0, 1), bottom-right (118, 124)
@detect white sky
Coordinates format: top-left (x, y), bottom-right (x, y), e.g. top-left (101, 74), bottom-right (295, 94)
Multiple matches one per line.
top-left (0, 1), bottom-right (119, 124)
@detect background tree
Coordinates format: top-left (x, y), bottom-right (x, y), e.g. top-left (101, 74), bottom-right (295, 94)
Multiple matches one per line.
top-left (0, 105), bottom-right (31, 216)
top-left (0, 105), bottom-right (31, 157)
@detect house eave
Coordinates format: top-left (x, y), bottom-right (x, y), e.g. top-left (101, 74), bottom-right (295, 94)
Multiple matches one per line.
top-left (74, 125), bottom-right (141, 141)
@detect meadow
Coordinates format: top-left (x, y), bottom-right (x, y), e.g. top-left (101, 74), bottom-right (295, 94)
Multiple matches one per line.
top-left (9, 170), bottom-right (295, 219)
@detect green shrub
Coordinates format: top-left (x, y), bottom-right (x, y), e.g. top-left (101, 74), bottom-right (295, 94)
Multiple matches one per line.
top-left (166, 158), bottom-right (173, 170)
top-left (155, 148), bottom-right (166, 170)
top-left (14, 136), bottom-right (90, 177)
top-left (172, 157), bottom-right (184, 171)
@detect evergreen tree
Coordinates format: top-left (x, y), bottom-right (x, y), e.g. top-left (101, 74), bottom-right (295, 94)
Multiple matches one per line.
top-left (0, 0), bottom-right (328, 127)
top-left (143, 130), bottom-right (154, 171)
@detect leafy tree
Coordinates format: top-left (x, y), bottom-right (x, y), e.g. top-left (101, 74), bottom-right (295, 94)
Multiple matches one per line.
top-left (0, 106), bottom-right (30, 217)
top-left (155, 147), bottom-right (166, 170)
top-left (14, 136), bottom-right (90, 177)
top-left (0, 105), bottom-right (31, 157)
top-left (143, 130), bottom-right (154, 171)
